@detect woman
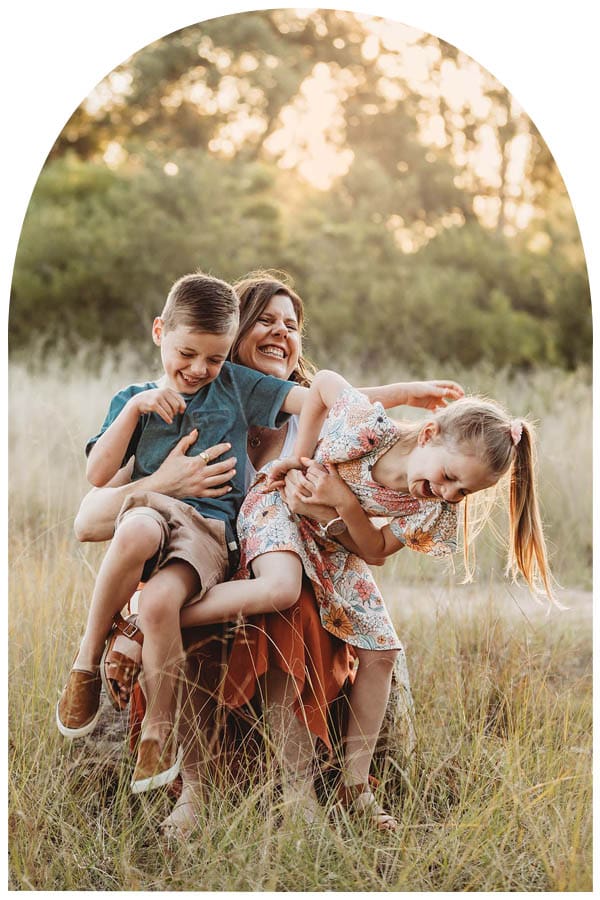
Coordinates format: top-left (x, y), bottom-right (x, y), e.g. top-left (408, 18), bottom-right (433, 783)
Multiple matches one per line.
top-left (75, 271), bottom-right (448, 834)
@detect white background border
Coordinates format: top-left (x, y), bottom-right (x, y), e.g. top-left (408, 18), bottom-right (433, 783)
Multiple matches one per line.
top-left (2, 3), bottom-right (597, 887)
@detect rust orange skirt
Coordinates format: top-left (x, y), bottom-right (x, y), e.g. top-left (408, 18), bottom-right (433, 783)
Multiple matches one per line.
top-left (129, 580), bottom-right (355, 751)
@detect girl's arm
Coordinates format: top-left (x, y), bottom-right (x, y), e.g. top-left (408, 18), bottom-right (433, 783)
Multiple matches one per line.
top-left (274, 371), bottom-right (349, 481)
top-left (295, 460), bottom-right (404, 560)
top-left (361, 379), bottom-right (464, 411)
top-left (280, 378), bottom-right (464, 418)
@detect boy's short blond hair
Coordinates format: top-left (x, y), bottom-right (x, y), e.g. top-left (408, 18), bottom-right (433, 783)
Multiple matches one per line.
top-left (161, 272), bottom-right (239, 334)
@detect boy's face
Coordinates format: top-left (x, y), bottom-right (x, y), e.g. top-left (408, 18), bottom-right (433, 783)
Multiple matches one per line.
top-left (152, 318), bottom-right (236, 394)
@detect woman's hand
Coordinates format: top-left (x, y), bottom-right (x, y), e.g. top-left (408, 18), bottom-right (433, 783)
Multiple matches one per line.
top-left (299, 459), bottom-right (354, 509)
top-left (280, 459), bottom-right (353, 519)
top-left (404, 380), bottom-right (464, 410)
top-left (280, 467), bottom-right (337, 523)
top-left (150, 429), bottom-right (237, 498)
top-left (74, 430), bottom-right (237, 542)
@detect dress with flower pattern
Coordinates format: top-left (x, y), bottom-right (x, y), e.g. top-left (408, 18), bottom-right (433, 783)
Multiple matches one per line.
top-left (237, 388), bottom-right (458, 650)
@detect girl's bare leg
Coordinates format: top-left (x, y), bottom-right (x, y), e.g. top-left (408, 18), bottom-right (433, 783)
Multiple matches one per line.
top-left (179, 552), bottom-right (303, 627)
top-left (342, 647), bottom-right (399, 828)
top-left (262, 668), bottom-right (320, 823)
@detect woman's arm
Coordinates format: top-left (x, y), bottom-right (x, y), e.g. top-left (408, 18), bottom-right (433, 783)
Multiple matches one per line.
top-left (75, 431), bottom-right (236, 541)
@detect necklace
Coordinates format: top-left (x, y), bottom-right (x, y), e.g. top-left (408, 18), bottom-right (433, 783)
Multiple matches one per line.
top-left (248, 427), bottom-right (264, 449)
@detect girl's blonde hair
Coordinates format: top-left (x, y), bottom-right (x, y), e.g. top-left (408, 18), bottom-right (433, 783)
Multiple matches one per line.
top-left (408, 397), bottom-right (554, 602)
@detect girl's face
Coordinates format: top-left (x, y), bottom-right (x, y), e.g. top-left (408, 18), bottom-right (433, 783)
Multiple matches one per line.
top-left (236, 293), bottom-right (301, 380)
top-left (406, 423), bottom-right (498, 503)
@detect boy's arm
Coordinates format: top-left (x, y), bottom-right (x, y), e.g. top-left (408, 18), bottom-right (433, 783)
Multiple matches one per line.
top-left (86, 399), bottom-right (142, 487)
top-left (86, 386), bottom-right (187, 486)
top-left (280, 379), bottom-right (463, 418)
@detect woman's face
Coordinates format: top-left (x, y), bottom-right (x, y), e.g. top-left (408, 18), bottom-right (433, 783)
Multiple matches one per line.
top-left (236, 292), bottom-right (301, 380)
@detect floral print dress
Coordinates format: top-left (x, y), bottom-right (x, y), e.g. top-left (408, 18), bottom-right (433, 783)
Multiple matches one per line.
top-left (237, 388), bottom-right (458, 650)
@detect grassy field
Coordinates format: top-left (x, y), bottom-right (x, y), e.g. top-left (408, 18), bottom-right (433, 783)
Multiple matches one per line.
top-left (8, 357), bottom-right (592, 890)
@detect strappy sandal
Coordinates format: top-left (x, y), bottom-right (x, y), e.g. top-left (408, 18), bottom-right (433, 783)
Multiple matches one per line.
top-left (100, 612), bottom-right (143, 710)
top-left (337, 781), bottom-right (398, 832)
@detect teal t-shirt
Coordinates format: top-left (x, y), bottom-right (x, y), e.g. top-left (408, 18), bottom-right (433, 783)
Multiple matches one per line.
top-left (86, 361), bottom-right (296, 546)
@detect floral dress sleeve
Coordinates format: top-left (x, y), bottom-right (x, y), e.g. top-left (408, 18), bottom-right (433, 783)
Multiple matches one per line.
top-left (389, 501), bottom-right (458, 558)
top-left (315, 387), bottom-right (396, 465)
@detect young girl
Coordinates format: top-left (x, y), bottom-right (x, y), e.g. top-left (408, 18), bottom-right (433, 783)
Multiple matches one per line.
top-left (179, 367), bottom-right (553, 826)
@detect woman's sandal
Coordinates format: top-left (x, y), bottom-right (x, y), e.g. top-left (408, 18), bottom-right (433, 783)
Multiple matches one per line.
top-left (337, 781), bottom-right (398, 832)
top-left (100, 612), bottom-right (144, 710)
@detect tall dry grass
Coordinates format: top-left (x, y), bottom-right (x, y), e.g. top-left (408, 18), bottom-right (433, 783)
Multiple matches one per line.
top-left (8, 355), bottom-right (592, 890)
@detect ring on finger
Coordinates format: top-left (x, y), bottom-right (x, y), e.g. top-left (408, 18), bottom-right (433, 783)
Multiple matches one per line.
top-left (199, 451), bottom-right (210, 464)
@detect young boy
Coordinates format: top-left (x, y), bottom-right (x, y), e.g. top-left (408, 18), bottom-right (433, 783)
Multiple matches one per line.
top-left (56, 272), bottom-right (303, 793)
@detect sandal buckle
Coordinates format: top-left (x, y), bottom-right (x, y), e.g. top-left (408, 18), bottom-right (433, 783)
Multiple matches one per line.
top-left (121, 621), bottom-right (139, 639)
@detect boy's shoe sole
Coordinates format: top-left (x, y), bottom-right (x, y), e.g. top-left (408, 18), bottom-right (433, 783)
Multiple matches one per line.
top-left (131, 741), bottom-right (183, 794)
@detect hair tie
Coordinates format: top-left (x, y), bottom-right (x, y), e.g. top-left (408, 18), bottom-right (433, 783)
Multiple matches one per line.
top-left (510, 420), bottom-right (523, 447)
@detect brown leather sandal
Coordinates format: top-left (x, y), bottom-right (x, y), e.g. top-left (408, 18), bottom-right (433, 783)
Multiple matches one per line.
top-left (100, 613), bottom-right (143, 710)
top-left (337, 782), bottom-right (398, 832)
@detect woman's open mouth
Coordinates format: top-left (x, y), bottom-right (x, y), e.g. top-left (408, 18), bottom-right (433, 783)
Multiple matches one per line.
top-left (258, 345), bottom-right (286, 360)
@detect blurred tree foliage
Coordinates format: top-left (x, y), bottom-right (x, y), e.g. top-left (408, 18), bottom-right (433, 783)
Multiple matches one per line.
top-left (10, 9), bottom-right (590, 371)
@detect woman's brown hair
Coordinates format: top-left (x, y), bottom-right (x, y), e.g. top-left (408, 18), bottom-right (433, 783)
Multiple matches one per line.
top-left (229, 270), bottom-right (315, 387)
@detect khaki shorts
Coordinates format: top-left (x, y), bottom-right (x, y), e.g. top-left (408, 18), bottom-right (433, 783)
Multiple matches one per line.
top-left (115, 491), bottom-right (230, 605)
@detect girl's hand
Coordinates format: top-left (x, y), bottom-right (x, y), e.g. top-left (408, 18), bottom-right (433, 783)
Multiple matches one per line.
top-left (150, 429), bottom-right (236, 498)
top-left (131, 387), bottom-right (187, 424)
top-left (405, 380), bottom-right (464, 410)
top-left (265, 456), bottom-right (305, 490)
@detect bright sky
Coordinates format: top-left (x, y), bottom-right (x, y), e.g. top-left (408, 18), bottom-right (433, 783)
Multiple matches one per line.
top-left (46, 11), bottom-right (573, 241)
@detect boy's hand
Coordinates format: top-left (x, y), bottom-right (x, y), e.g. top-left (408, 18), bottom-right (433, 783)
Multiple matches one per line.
top-left (405, 380), bottom-right (464, 410)
top-left (265, 456), bottom-right (305, 490)
top-left (131, 387), bottom-right (187, 424)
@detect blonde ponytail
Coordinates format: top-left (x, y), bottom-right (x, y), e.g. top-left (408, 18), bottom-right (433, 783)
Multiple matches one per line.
top-left (507, 422), bottom-right (556, 603)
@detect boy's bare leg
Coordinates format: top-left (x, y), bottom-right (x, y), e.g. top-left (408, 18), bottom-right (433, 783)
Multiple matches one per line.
top-left (75, 515), bottom-right (163, 670)
top-left (137, 560), bottom-right (200, 745)
top-left (179, 551), bottom-right (303, 627)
